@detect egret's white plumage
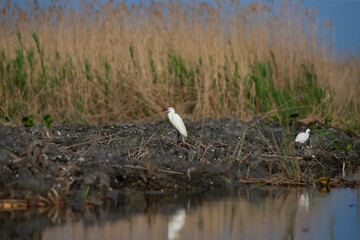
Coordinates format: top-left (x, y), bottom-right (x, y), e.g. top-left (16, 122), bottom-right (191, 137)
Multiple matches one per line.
top-left (295, 129), bottom-right (310, 144)
top-left (162, 107), bottom-right (187, 138)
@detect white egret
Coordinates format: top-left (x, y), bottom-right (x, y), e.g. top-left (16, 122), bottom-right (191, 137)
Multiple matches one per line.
top-left (295, 129), bottom-right (310, 144)
top-left (162, 107), bottom-right (187, 142)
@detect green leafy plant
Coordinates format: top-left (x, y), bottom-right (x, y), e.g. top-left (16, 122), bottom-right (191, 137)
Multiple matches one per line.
top-left (22, 115), bottom-right (33, 127)
top-left (42, 114), bottom-right (53, 128)
top-left (345, 142), bottom-right (353, 152)
top-left (324, 116), bottom-right (333, 128)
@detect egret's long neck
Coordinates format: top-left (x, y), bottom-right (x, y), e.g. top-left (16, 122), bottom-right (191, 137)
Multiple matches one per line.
top-left (168, 110), bottom-right (174, 120)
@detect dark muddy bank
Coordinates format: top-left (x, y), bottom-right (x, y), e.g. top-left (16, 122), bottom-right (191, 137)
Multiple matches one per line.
top-left (0, 117), bottom-right (359, 204)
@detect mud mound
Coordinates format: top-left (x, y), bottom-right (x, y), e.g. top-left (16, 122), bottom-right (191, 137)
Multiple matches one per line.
top-left (0, 117), bottom-right (359, 202)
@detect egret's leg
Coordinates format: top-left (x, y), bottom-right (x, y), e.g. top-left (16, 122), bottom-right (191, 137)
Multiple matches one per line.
top-left (177, 131), bottom-right (180, 144)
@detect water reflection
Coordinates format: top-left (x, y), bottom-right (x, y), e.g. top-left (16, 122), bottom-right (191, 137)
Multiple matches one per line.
top-left (168, 208), bottom-right (186, 240)
top-left (1, 186), bottom-right (359, 240)
top-left (298, 192), bottom-right (310, 212)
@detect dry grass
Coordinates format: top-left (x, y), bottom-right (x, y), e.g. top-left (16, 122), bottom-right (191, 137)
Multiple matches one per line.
top-left (0, 0), bottom-right (359, 129)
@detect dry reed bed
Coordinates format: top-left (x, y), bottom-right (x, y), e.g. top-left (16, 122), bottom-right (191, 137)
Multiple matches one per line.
top-left (0, 0), bottom-right (359, 130)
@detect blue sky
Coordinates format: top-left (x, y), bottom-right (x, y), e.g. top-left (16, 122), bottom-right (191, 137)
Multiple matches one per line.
top-left (302, 0), bottom-right (360, 55)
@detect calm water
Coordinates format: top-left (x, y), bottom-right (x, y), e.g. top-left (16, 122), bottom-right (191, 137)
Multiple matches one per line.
top-left (1, 186), bottom-right (360, 240)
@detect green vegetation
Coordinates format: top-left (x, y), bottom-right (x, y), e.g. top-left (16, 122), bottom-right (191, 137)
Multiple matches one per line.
top-left (0, 0), bottom-right (358, 133)
top-left (21, 115), bottom-right (33, 127)
top-left (315, 125), bottom-right (354, 152)
top-left (42, 114), bottom-right (53, 129)
top-left (246, 61), bottom-right (336, 123)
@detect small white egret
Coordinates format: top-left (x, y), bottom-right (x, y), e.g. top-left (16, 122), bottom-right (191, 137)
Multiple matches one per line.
top-left (162, 107), bottom-right (187, 142)
top-left (295, 129), bottom-right (310, 144)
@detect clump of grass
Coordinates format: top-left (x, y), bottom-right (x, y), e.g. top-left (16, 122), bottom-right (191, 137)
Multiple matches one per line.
top-left (247, 60), bottom-right (338, 124)
top-left (0, 0), bottom-right (358, 132)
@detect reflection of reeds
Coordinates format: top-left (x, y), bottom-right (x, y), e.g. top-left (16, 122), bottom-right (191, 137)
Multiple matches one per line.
top-left (0, 0), bottom-right (358, 129)
top-left (39, 188), bottom-right (65, 208)
top-left (238, 175), bottom-right (360, 187)
top-left (0, 199), bottom-right (32, 211)
top-left (0, 188), bottom-right (64, 211)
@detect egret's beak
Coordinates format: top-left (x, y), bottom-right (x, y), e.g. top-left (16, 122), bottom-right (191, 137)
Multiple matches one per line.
top-left (162, 108), bottom-right (169, 112)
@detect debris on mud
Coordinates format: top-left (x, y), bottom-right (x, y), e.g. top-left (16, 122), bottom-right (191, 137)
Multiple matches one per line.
top-left (0, 117), bottom-right (359, 207)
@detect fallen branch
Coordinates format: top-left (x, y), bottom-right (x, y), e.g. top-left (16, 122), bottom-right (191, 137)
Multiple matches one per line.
top-left (122, 164), bottom-right (184, 175)
top-left (261, 154), bottom-right (303, 160)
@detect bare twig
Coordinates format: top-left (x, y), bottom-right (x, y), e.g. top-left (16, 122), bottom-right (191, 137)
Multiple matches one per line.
top-left (122, 164), bottom-right (184, 175)
top-left (270, 129), bottom-right (280, 153)
top-left (261, 154), bottom-right (302, 160)
top-left (256, 125), bottom-right (275, 154)
top-left (245, 95), bottom-right (302, 132)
